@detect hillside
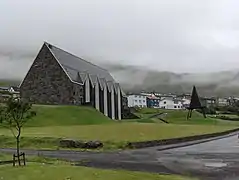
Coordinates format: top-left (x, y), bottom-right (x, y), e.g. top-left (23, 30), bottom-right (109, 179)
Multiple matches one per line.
top-left (26, 105), bottom-right (113, 127)
top-left (103, 63), bottom-right (239, 96)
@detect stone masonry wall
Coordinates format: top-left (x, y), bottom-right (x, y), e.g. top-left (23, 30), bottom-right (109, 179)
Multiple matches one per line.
top-left (20, 44), bottom-right (84, 105)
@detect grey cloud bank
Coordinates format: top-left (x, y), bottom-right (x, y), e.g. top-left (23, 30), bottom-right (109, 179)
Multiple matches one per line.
top-left (1, 0), bottom-right (239, 80)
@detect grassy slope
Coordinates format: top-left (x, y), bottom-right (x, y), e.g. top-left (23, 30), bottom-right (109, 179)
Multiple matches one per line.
top-left (27, 105), bottom-right (113, 126)
top-left (135, 108), bottom-right (239, 126)
top-left (0, 123), bottom-right (234, 150)
top-left (0, 106), bottom-right (238, 150)
top-left (17, 124), bottom-right (235, 141)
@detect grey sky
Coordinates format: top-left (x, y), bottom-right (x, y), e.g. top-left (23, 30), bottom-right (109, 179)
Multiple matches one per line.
top-left (1, 0), bottom-right (239, 79)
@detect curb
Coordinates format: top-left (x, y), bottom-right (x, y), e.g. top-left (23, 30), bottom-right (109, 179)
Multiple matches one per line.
top-left (156, 131), bottom-right (237, 151)
top-left (127, 128), bottom-right (239, 149)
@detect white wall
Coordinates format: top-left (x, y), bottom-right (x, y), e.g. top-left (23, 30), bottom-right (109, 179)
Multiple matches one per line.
top-left (182, 98), bottom-right (190, 108)
top-left (85, 78), bottom-right (90, 102)
top-left (218, 98), bottom-right (229, 106)
top-left (127, 95), bottom-right (147, 107)
top-left (159, 98), bottom-right (183, 109)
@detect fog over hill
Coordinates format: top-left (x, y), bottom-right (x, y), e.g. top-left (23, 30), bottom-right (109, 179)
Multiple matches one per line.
top-left (1, 62), bottom-right (239, 97)
top-left (102, 63), bottom-right (239, 97)
top-left (1, 1), bottom-right (239, 97)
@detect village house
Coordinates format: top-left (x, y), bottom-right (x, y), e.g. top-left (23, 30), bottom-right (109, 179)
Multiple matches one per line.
top-left (216, 97), bottom-right (229, 107)
top-left (159, 97), bottom-right (183, 109)
top-left (8, 86), bottom-right (20, 98)
top-left (200, 97), bottom-right (217, 107)
top-left (0, 86), bottom-right (20, 102)
top-left (20, 42), bottom-right (124, 120)
top-left (146, 94), bottom-right (161, 108)
top-left (127, 94), bottom-right (147, 108)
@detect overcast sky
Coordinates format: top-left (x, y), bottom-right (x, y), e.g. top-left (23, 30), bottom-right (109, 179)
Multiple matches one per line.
top-left (1, 0), bottom-right (239, 79)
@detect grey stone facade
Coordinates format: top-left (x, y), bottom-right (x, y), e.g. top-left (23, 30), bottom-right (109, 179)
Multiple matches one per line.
top-left (20, 42), bottom-right (125, 120)
top-left (20, 44), bottom-right (83, 105)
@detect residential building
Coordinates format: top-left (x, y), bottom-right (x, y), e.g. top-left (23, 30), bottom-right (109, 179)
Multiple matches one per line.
top-left (0, 86), bottom-right (11, 102)
top-left (181, 98), bottom-right (191, 109)
top-left (127, 94), bottom-right (147, 107)
top-left (0, 86), bottom-right (20, 99)
top-left (216, 98), bottom-right (229, 107)
top-left (159, 97), bottom-right (183, 109)
top-left (227, 97), bottom-right (239, 106)
top-left (8, 86), bottom-right (20, 98)
top-left (201, 97), bottom-right (216, 107)
top-left (20, 42), bottom-right (124, 120)
top-left (146, 95), bottom-right (161, 108)
top-left (0, 86), bottom-right (9, 92)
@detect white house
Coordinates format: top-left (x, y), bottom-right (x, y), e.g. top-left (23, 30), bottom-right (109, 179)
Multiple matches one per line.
top-left (217, 98), bottom-right (229, 107)
top-left (127, 94), bottom-right (147, 107)
top-left (181, 98), bottom-right (191, 108)
top-left (159, 97), bottom-right (183, 109)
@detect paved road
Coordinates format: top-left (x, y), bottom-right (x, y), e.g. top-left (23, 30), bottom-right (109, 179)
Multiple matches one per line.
top-left (1, 134), bottom-right (239, 180)
top-left (156, 135), bottom-right (239, 180)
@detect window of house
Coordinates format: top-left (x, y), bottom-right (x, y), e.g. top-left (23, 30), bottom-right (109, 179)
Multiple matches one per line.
top-left (174, 106), bottom-right (177, 108)
top-left (178, 106), bottom-right (180, 108)
top-left (143, 100), bottom-right (145, 103)
top-left (135, 100), bottom-right (137, 102)
top-left (164, 101), bottom-right (166, 104)
top-left (135, 95), bottom-right (137, 98)
top-left (139, 100), bottom-right (142, 103)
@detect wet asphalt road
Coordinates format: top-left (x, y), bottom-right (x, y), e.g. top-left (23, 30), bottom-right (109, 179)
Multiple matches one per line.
top-left (157, 135), bottom-right (239, 180)
top-left (1, 134), bottom-right (239, 180)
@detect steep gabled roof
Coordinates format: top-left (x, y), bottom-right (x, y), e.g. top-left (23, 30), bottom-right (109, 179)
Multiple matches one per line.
top-left (45, 42), bottom-right (115, 84)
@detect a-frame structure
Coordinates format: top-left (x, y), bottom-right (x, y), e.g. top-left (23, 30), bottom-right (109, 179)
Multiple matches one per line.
top-left (187, 86), bottom-right (206, 119)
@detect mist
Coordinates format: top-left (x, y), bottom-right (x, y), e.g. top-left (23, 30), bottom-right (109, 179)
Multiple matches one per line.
top-left (1, 0), bottom-right (239, 89)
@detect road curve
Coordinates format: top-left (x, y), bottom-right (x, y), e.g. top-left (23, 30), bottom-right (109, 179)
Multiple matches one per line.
top-left (1, 134), bottom-right (239, 180)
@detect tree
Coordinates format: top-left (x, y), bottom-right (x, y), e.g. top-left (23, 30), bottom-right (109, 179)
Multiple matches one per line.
top-left (187, 86), bottom-right (206, 119)
top-left (0, 97), bottom-right (36, 166)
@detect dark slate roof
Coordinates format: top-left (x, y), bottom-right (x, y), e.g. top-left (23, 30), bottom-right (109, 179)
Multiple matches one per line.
top-left (45, 42), bottom-right (115, 84)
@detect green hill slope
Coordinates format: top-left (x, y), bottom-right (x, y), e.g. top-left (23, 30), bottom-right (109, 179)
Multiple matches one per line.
top-left (26, 105), bottom-right (113, 127)
top-left (135, 108), bottom-right (219, 125)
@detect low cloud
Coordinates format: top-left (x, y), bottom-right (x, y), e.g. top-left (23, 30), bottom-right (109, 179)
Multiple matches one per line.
top-left (1, 0), bottom-right (239, 81)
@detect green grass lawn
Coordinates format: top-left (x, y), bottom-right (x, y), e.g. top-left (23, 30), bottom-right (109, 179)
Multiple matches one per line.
top-left (0, 164), bottom-right (195, 180)
top-left (0, 164), bottom-right (194, 180)
top-left (27, 105), bottom-right (113, 126)
top-left (134, 108), bottom-right (239, 125)
top-left (0, 123), bottom-right (235, 150)
top-left (0, 106), bottom-right (238, 150)
top-left (17, 124), bottom-right (237, 141)
top-left (0, 153), bottom-right (196, 180)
